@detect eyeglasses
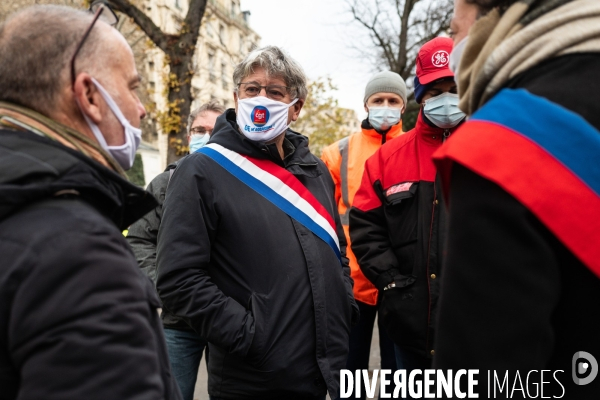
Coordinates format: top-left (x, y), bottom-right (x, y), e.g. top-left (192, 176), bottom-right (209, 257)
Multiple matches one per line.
top-left (190, 127), bottom-right (212, 136)
top-left (70, 1), bottom-right (119, 88)
top-left (238, 82), bottom-right (291, 101)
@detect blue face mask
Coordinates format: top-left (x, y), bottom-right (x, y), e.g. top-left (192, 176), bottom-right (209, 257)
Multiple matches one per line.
top-left (189, 134), bottom-right (210, 153)
top-left (368, 107), bottom-right (401, 131)
top-left (423, 92), bottom-right (466, 129)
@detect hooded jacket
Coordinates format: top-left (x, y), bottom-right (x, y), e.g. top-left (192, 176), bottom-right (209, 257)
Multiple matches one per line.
top-left (0, 128), bottom-right (181, 399)
top-left (156, 109), bottom-right (357, 399)
top-left (350, 111), bottom-right (458, 358)
top-left (321, 120), bottom-right (403, 306)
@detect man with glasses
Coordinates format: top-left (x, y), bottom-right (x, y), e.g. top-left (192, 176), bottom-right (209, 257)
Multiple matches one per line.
top-left (127, 101), bottom-right (225, 400)
top-left (0, 4), bottom-right (181, 399)
top-left (157, 46), bottom-right (358, 399)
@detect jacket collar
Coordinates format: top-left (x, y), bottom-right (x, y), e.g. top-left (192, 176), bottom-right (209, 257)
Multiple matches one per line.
top-left (415, 109), bottom-right (461, 144)
top-left (0, 129), bottom-right (157, 229)
top-left (208, 109), bottom-right (320, 176)
top-left (360, 118), bottom-right (404, 141)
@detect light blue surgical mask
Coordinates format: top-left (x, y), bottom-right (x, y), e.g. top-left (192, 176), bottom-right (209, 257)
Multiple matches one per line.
top-left (189, 133), bottom-right (210, 153)
top-left (423, 92), bottom-right (466, 129)
top-left (368, 107), bottom-right (401, 131)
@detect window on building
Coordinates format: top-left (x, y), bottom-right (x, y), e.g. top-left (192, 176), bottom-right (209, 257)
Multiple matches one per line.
top-left (175, 0), bottom-right (181, 9)
top-left (239, 34), bottom-right (244, 53)
top-left (208, 52), bottom-right (216, 83)
top-left (206, 22), bottom-right (213, 37)
top-left (148, 61), bottom-right (154, 71)
top-left (221, 62), bottom-right (228, 90)
top-left (219, 24), bottom-right (226, 44)
top-left (231, 1), bottom-right (237, 18)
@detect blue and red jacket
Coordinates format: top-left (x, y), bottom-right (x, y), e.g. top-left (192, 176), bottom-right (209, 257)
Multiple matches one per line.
top-left (431, 53), bottom-right (600, 398)
top-left (434, 88), bottom-right (600, 278)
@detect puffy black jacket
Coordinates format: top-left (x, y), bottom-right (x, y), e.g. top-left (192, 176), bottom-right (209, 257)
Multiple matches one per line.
top-left (350, 112), bottom-right (458, 358)
top-left (156, 110), bottom-right (357, 399)
top-left (0, 128), bottom-right (181, 400)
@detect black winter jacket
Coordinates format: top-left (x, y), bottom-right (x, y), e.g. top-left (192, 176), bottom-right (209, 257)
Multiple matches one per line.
top-left (127, 161), bottom-right (178, 284)
top-left (156, 110), bottom-right (357, 399)
top-left (126, 161), bottom-right (193, 329)
top-left (0, 128), bottom-right (181, 400)
top-left (433, 54), bottom-right (600, 398)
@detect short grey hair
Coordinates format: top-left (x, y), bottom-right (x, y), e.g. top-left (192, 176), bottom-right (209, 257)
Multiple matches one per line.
top-left (0, 5), bottom-right (112, 115)
top-left (187, 101), bottom-right (226, 134)
top-left (233, 46), bottom-right (308, 100)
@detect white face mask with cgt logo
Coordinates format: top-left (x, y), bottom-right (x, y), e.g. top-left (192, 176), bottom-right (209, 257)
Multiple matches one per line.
top-left (236, 96), bottom-right (298, 142)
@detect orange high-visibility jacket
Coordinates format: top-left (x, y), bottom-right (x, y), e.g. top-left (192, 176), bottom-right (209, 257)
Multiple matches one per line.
top-left (321, 121), bottom-right (403, 305)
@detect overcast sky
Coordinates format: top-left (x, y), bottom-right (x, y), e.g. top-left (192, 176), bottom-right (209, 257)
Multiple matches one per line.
top-left (239, 0), bottom-right (377, 121)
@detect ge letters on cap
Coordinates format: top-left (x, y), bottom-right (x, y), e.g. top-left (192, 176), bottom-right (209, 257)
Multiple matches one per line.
top-left (432, 50), bottom-right (450, 68)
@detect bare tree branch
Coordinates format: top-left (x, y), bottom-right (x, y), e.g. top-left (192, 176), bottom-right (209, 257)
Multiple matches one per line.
top-left (105, 0), bottom-right (172, 52)
top-left (346, 0), bottom-right (453, 80)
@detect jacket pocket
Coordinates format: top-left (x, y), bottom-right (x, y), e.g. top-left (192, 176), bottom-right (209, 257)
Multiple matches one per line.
top-left (379, 275), bottom-right (424, 348)
top-left (246, 292), bottom-right (272, 371)
top-left (383, 182), bottom-right (419, 273)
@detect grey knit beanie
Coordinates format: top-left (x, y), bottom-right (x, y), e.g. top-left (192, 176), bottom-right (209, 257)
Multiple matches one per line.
top-left (363, 71), bottom-right (407, 105)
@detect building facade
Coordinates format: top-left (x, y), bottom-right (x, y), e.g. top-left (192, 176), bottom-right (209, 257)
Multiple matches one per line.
top-left (141, 0), bottom-right (261, 174)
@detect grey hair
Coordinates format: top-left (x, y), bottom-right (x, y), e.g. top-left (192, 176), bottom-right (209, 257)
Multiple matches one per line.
top-left (0, 5), bottom-right (112, 115)
top-left (233, 46), bottom-right (308, 100)
top-left (187, 101), bottom-right (226, 134)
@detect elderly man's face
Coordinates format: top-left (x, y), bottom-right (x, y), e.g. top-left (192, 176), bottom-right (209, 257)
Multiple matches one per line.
top-left (96, 30), bottom-right (146, 146)
top-left (234, 66), bottom-right (303, 125)
top-left (73, 24), bottom-right (146, 147)
top-left (450, 0), bottom-right (479, 44)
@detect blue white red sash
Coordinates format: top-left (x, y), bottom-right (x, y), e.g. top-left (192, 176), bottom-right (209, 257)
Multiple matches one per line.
top-left (197, 143), bottom-right (341, 263)
top-left (433, 88), bottom-right (600, 278)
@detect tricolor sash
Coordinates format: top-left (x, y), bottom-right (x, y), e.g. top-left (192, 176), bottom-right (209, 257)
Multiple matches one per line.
top-left (197, 143), bottom-right (341, 263)
top-left (433, 88), bottom-right (600, 278)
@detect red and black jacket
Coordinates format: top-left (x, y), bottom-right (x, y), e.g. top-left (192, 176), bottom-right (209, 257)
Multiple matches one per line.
top-left (349, 111), bottom-right (458, 357)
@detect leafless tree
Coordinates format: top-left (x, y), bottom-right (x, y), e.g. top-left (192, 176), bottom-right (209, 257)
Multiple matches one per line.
top-left (347, 0), bottom-right (453, 80)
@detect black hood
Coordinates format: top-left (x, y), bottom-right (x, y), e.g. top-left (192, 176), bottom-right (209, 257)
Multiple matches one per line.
top-left (0, 129), bottom-right (157, 229)
top-left (208, 109), bottom-right (320, 173)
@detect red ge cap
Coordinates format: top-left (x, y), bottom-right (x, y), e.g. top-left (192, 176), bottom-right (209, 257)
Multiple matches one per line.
top-left (416, 37), bottom-right (454, 85)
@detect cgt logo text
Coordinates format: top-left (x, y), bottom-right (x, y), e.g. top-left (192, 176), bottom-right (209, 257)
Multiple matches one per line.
top-left (339, 352), bottom-right (597, 399)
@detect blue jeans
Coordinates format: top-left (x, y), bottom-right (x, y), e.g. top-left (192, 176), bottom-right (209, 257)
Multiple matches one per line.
top-left (346, 300), bottom-right (397, 400)
top-left (164, 328), bottom-right (207, 400)
top-left (394, 345), bottom-right (431, 399)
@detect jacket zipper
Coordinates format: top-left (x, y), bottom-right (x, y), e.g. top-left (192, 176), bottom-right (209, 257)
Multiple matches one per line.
top-left (443, 129), bottom-right (450, 142)
top-left (424, 182), bottom-right (437, 355)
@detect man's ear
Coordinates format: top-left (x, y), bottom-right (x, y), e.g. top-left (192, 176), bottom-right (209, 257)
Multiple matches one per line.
top-left (233, 91), bottom-right (239, 114)
top-left (290, 98), bottom-right (304, 122)
top-left (73, 73), bottom-right (102, 124)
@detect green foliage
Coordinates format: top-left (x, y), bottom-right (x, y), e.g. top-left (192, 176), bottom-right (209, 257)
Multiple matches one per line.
top-left (126, 153), bottom-right (146, 187)
top-left (292, 77), bottom-right (349, 157)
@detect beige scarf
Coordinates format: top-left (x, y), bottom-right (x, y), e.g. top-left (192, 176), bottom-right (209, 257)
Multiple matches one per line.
top-left (0, 101), bottom-right (126, 177)
top-left (458, 0), bottom-right (600, 116)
